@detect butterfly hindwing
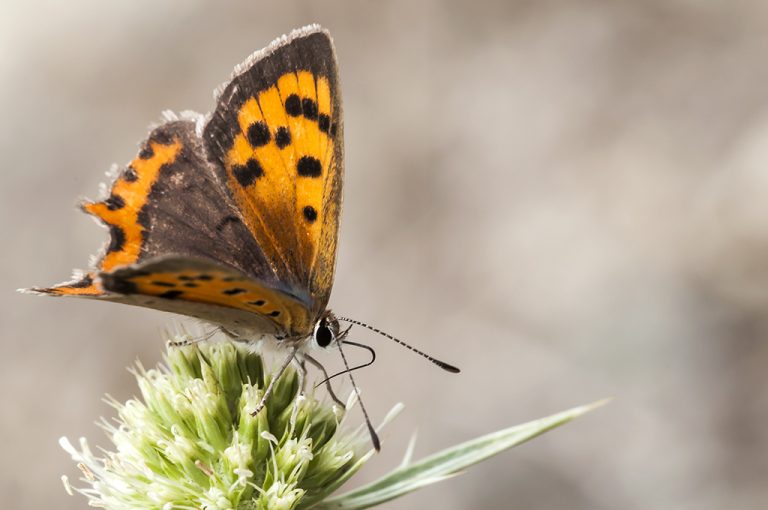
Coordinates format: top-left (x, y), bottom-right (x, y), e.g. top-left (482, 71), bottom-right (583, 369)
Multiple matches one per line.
top-left (100, 256), bottom-right (312, 337)
top-left (32, 120), bottom-right (279, 293)
top-left (118, 121), bottom-right (280, 286)
top-left (31, 124), bottom-right (188, 297)
top-left (203, 25), bottom-right (343, 317)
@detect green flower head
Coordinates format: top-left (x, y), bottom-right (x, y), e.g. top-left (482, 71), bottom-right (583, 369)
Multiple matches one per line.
top-left (60, 340), bottom-right (387, 510)
top-left (60, 337), bottom-right (604, 510)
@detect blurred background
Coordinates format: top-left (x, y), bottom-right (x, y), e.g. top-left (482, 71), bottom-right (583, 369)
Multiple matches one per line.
top-left (3, 1), bottom-right (768, 508)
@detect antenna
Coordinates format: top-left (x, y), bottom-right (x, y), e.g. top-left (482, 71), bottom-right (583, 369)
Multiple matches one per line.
top-left (336, 316), bottom-right (461, 373)
top-left (335, 330), bottom-right (381, 451)
top-left (315, 340), bottom-right (376, 387)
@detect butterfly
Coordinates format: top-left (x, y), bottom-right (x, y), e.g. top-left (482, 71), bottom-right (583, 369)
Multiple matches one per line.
top-left (24, 25), bottom-right (458, 450)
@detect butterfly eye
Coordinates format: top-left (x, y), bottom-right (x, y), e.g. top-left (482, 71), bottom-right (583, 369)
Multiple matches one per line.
top-left (315, 324), bottom-right (333, 348)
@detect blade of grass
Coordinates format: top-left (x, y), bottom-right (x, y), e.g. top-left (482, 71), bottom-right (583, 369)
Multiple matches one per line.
top-left (313, 399), bottom-right (608, 510)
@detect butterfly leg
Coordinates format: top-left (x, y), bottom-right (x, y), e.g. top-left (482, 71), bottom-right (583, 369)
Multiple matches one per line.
top-left (167, 337), bottom-right (195, 348)
top-left (251, 344), bottom-right (299, 417)
top-left (303, 353), bottom-right (346, 409)
top-left (293, 355), bottom-right (308, 395)
top-left (167, 327), bottom-right (219, 348)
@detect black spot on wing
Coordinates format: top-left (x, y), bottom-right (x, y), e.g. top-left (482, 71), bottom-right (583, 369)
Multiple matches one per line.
top-left (223, 288), bottom-right (246, 295)
top-left (302, 98), bottom-right (318, 120)
top-left (249, 300), bottom-right (266, 306)
top-left (105, 194), bottom-right (125, 211)
top-left (139, 144), bottom-right (154, 159)
top-left (247, 121), bottom-right (271, 147)
top-left (151, 281), bottom-right (176, 287)
top-left (107, 225), bottom-right (125, 253)
top-left (296, 156), bottom-right (322, 177)
top-left (303, 205), bottom-right (317, 223)
top-left (275, 127), bottom-right (291, 149)
top-left (123, 166), bottom-right (138, 182)
top-left (269, 310), bottom-right (281, 317)
top-left (285, 94), bottom-right (302, 116)
top-left (232, 158), bottom-right (263, 186)
top-left (159, 290), bottom-right (183, 299)
top-left (318, 114), bottom-right (330, 134)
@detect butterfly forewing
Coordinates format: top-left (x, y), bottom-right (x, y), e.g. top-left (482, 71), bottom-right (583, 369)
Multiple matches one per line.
top-left (204, 27), bottom-right (343, 317)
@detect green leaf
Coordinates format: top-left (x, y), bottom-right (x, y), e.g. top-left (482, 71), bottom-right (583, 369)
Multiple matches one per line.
top-left (312, 399), bottom-right (608, 510)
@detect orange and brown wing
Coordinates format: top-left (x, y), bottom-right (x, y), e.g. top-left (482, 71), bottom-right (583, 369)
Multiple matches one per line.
top-left (203, 25), bottom-right (343, 316)
top-left (99, 256), bottom-right (312, 337)
top-left (28, 119), bottom-right (281, 295)
top-left (27, 125), bottom-right (185, 298)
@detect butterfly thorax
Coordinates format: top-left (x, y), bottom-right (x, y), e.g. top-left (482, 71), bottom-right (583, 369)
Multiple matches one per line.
top-left (217, 306), bottom-right (339, 350)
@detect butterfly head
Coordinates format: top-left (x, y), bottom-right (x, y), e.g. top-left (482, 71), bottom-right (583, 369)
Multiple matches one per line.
top-left (313, 310), bottom-right (343, 348)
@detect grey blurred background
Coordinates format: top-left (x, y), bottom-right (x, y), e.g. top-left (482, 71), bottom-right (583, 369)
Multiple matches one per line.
top-left (3, 1), bottom-right (768, 509)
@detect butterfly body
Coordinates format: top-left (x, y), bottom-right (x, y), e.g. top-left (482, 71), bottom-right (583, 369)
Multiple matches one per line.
top-left (26, 25), bottom-right (343, 347)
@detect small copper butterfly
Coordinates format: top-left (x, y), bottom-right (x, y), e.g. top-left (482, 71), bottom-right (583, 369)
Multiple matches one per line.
top-left (24, 25), bottom-right (458, 450)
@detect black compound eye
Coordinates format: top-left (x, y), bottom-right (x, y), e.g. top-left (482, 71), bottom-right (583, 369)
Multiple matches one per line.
top-left (315, 325), bottom-right (333, 348)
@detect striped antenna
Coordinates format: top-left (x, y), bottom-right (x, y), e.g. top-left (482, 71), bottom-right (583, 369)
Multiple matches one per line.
top-left (336, 317), bottom-right (460, 374)
top-left (334, 333), bottom-right (380, 451)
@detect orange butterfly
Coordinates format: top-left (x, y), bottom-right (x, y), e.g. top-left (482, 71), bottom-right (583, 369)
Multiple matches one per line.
top-left (24, 25), bottom-right (458, 450)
